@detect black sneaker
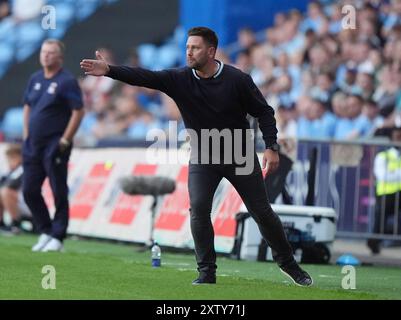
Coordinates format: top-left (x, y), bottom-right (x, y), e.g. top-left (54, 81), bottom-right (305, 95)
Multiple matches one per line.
top-left (10, 220), bottom-right (21, 235)
top-left (192, 273), bottom-right (216, 285)
top-left (279, 262), bottom-right (313, 287)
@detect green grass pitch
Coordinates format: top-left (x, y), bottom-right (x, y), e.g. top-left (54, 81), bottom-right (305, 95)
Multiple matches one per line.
top-left (0, 234), bottom-right (400, 300)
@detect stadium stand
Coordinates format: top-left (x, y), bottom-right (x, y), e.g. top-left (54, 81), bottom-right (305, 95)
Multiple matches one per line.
top-left (74, 0), bottom-right (400, 147)
top-left (0, 0), bottom-right (179, 139)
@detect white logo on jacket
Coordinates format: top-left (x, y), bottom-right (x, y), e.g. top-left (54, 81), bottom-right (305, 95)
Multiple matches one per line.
top-left (47, 82), bottom-right (58, 94)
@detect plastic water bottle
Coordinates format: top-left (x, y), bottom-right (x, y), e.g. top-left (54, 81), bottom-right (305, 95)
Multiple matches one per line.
top-left (151, 241), bottom-right (161, 267)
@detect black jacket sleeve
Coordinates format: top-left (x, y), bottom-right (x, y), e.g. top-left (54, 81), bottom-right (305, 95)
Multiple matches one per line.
top-left (106, 65), bottom-right (175, 96)
top-left (240, 74), bottom-right (277, 148)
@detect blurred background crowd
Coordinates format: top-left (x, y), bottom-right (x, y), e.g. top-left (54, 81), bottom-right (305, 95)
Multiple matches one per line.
top-left (0, 0), bottom-right (401, 147)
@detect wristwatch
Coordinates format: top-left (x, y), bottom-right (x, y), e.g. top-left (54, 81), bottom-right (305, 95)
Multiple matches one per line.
top-left (266, 143), bottom-right (280, 152)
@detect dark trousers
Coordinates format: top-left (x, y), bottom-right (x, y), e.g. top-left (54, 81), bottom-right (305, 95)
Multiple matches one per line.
top-left (22, 137), bottom-right (71, 241)
top-left (373, 192), bottom-right (401, 235)
top-left (188, 156), bottom-right (294, 275)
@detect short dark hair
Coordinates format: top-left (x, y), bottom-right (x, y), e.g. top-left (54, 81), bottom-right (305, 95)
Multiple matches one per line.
top-left (188, 27), bottom-right (218, 49)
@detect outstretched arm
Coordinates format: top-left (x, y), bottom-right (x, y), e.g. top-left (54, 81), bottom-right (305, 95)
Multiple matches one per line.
top-left (80, 51), bottom-right (174, 94)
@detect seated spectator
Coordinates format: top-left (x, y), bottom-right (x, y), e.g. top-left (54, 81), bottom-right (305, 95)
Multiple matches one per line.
top-left (381, 90), bottom-right (401, 128)
top-left (328, 3), bottom-right (343, 34)
top-left (266, 73), bottom-right (293, 108)
top-left (136, 87), bottom-right (163, 115)
top-left (373, 63), bottom-right (401, 117)
top-left (250, 45), bottom-right (274, 87)
top-left (126, 47), bottom-right (140, 67)
top-left (273, 51), bottom-right (302, 101)
top-left (298, 70), bottom-right (314, 97)
top-left (276, 105), bottom-right (297, 139)
top-left (354, 41), bottom-right (374, 72)
top-left (0, 0), bottom-right (10, 21)
top-left (309, 71), bottom-right (337, 109)
top-left (307, 44), bottom-right (334, 76)
top-left (275, 19), bottom-right (305, 59)
top-left (235, 49), bottom-right (252, 74)
top-left (160, 93), bottom-right (184, 133)
top-left (81, 47), bottom-right (116, 111)
top-left (127, 113), bottom-right (163, 140)
top-left (362, 99), bottom-right (384, 135)
top-left (358, 18), bottom-right (382, 48)
top-left (91, 96), bottom-right (140, 140)
top-left (297, 97), bottom-right (336, 138)
top-left (0, 144), bottom-right (30, 234)
top-left (237, 27), bottom-right (257, 51)
top-left (215, 48), bottom-right (231, 65)
top-left (334, 94), bottom-right (372, 140)
top-left (336, 65), bottom-right (358, 94)
top-left (300, 1), bottom-right (325, 33)
top-left (354, 71), bottom-right (375, 100)
top-left (381, 0), bottom-right (401, 37)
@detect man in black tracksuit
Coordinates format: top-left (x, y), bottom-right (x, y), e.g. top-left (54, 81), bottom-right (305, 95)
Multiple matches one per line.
top-left (81, 27), bottom-right (312, 286)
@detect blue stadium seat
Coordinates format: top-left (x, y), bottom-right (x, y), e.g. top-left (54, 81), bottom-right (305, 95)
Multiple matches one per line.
top-left (0, 0), bottom-right (109, 73)
top-left (137, 44), bottom-right (158, 69)
top-left (0, 19), bottom-right (16, 45)
top-left (156, 44), bottom-right (181, 69)
top-left (1, 107), bottom-right (24, 140)
top-left (46, 26), bottom-right (67, 39)
top-left (75, 0), bottom-right (100, 21)
top-left (15, 22), bottom-right (44, 62)
top-left (0, 42), bottom-right (14, 64)
top-left (0, 42), bottom-right (14, 77)
top-left (52, 2), bottom-right (75, 27)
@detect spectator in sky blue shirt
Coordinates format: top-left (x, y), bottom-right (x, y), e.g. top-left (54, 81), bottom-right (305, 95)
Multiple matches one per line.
top-left (297, 98), bottom-right (336, 138)
top-left (334, 94), bottom-right (372, 140)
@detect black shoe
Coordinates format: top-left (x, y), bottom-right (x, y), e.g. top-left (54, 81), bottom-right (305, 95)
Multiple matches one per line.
top-left (10, 220), bottom-right (21, 235)
top-left (279, 262), bottom-right (313, 287)
top-left (367, 238), bottom-right (381, 255)
top-left (192, 273), bottom-right (216, 285)
top-left (0, 224), bottom-right (11, 233)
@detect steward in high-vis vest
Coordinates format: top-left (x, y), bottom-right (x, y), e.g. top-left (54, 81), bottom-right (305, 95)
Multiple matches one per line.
top-left (368, 127), bottom-right (401, 254)
top-left (375, 148), bottom-right (401, 196)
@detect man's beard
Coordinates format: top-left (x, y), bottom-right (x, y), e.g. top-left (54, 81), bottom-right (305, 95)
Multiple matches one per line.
top-left (187, 57), bottom-right (207, 70)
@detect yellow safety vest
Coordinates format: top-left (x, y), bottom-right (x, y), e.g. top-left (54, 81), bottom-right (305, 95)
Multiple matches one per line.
top-left (376, 150), bottom-right (401, 196)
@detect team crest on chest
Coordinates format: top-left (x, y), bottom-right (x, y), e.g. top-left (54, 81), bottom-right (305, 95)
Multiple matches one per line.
top-left (34, 83), bottom-right (41, 90)
top-left (47, 82), bottom-right (58, 94)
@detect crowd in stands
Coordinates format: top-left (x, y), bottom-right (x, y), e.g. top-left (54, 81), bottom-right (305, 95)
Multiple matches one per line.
top-left (75, 0), bottom-right (401, 146)
top-left (75, 47), bottom-right (184, 146)
top-left (0, 0), bottom-right (10, 21)
top-left (227, 0), bottom-right (401, 142)
top-left (0, 0), bottom-right (400, 145)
